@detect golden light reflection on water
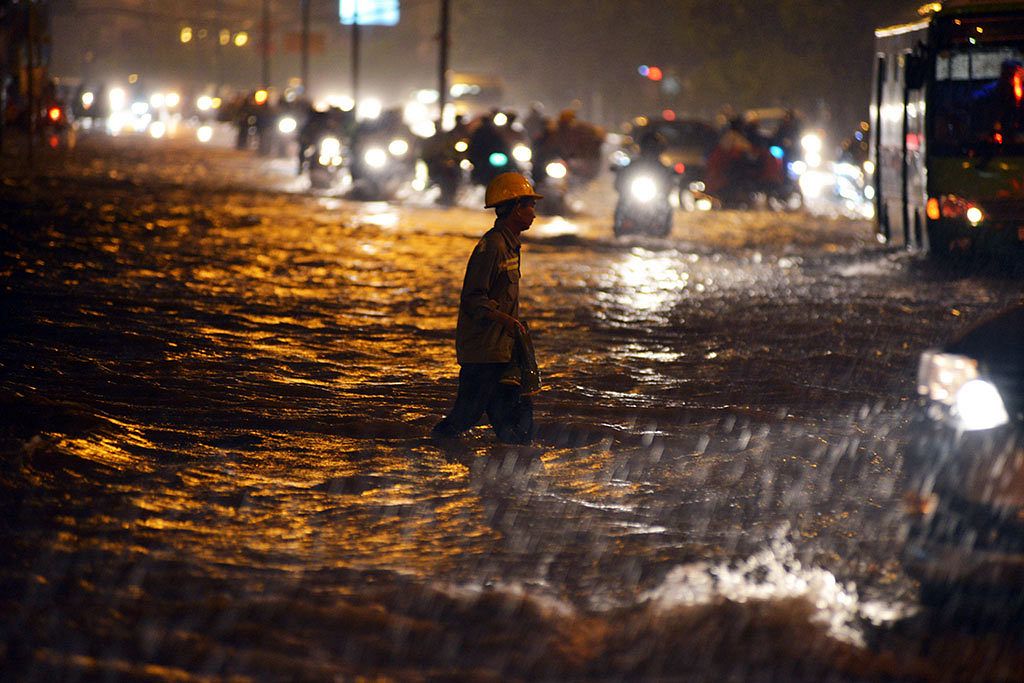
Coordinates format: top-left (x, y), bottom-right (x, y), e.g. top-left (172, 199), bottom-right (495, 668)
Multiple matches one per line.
top-left (606, 250), bottom-right (689, 317)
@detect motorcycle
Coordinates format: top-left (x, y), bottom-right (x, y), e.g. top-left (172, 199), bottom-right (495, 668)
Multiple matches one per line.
top-left (698, 143), bottom-right (801, 210)
top-left (306, 133), bottom-right (346, 190)
top-left (349, 113), bottom-right (417, 200)
top-left (612, 158), bottom-right (678, 238)
top-left (466, 112), bottom-right (532, 189)
top-left (421, 134), bottom-right (469, 206)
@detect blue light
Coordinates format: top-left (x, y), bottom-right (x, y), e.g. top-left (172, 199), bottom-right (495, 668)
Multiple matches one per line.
top-left (339, 0), bottom-right (399, 26)
top-left (855, 131), bottom-right (864, 141)
top-left (489, 152), bottom-right (508, 167)
top-left (769, 145), bottom-right (784, 159)
top-left (638, 65), bottom-right (650, 77)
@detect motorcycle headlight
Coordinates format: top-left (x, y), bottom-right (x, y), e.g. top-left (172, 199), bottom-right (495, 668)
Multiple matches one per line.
top-left (319, 136), bottom-right (342, 165)
top-left (917, 351), bottom-right (1009, 431)
top-left (629, 176), bottom-right (658, 202)
top-left (545, 161), bottom-right (567, 179)
top-left (512, 144), bottom-right (532, 162)
top-left (388, 138), bottom-right (409, 157)
top-left (197, 125), bottom-right (213, 143)
top-left (365, 147), bottom-right (388, 168)
top-left (278, 116), bottom-right (297, 134)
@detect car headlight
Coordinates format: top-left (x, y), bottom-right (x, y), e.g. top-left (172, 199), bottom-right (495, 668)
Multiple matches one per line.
top-left (917, 351), bottom-right (1009, 430)
top-left (278, 116), bottom-right (297, 134)
top-left (388, 138), bottom-right (409, 157)
top-left (365, 147), bottom-right (388, 168)
top-left (545, 161), bottom-right (567, 179)
top-left (629, 176), bottom-right (658, 202)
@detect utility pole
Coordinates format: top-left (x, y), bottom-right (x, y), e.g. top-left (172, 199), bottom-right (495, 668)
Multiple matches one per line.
top-left (351, 5), bottom-right (360, 108)
top-left (261, 0), bottom-right (271, 88)
top-left (300, 0), bottom-right (310, 93)
top-left (438, 0), bottom-right (449, 129)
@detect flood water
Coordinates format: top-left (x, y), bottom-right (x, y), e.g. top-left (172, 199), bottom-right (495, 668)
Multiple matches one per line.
top-left (2, 134), bottom-right (1023, 681)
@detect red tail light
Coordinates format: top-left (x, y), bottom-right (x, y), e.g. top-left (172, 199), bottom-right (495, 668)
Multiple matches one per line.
top-left (47, 106), bottom-right (61, 122)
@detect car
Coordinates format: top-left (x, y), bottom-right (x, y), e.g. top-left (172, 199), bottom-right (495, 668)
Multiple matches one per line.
top-left (901, 304), bottom-right (1024, 616)
top-left (622, 117), bottom-right (718, 210)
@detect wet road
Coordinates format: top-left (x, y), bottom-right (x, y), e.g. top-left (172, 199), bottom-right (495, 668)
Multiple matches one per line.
top-left (2, 133), bottom-right (1023, 681)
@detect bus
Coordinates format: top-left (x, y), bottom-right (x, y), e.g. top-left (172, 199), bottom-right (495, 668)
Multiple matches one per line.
top-left (871, 1), bottom-right (1024, 256)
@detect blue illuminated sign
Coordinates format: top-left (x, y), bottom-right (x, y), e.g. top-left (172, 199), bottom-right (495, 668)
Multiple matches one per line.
top-left (340, 0), bottom-right (399, 25)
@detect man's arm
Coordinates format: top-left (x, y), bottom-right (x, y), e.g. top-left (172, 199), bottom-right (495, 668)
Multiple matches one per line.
top-left (460, 239), bottom-right (524, 335)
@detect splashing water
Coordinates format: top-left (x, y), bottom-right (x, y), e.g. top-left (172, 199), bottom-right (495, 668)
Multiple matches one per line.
top-left (641, 525), bottom-right (913, 647)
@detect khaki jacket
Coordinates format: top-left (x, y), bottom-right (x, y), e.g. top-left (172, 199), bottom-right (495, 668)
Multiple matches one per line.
top-left (455, 224), bottom-right (521, 364)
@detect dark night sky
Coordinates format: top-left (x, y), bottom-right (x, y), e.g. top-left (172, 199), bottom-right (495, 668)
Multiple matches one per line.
top-left (50, 0), bottom-right (923, 136)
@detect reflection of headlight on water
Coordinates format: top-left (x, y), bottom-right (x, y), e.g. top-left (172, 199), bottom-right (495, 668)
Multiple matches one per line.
top-left (278, 116), bottom-right (297, 134)
top-left (388, 138), bottom-right (409, 156)
top-left (545, 161), bottom-right (567, 179)
top-left (365, 147), bottom-right (388, 168)
top-left (629, 176), bottom-right (658, 202)
top-left (512, 144), bottom-right (532, 162)
top-left (798, 170), bottom-right (834, 199)
top-left (197, 125), bottom-right (213, 143)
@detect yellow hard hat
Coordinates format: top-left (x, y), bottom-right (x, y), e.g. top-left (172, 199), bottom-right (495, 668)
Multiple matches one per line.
top-left (484, 172), bottom-right (543, 208)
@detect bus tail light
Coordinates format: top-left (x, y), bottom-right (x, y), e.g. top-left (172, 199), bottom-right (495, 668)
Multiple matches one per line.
top-left (934, 194), bottom-right (985, 225)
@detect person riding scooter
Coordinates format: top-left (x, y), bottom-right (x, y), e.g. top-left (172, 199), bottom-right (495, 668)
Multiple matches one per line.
top-left (613, 131), bottom-right (677, 237)
top-left (704, 117), bottom-right (784, 207)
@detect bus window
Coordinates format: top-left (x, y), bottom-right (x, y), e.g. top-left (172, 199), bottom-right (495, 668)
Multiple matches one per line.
top-left (932, 47), bottom-right (1024, 152)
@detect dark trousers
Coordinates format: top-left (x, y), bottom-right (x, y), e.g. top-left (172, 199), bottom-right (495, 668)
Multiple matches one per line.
top-left (433, 363), bottom-right (534, 444)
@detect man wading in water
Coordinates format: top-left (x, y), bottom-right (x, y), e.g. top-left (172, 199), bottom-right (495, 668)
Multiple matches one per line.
top-left (432, 172), bottom-right (541, 445)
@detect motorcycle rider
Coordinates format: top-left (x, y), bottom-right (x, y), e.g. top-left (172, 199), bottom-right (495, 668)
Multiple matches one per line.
top-left (422, 114), bottom-right (470, 205)
top-left (467, 111), bottom-right (511, 186)
top-left (432, 172), bottom-right (542, 444)
top-left (297, 105), bottom-right (351, 175)
top-left (613, 131), bottom-right (676, 236)
top-left (705, 116), bottom-right (781, 204)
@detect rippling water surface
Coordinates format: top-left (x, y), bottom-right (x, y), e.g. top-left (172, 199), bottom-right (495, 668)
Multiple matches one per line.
top-left (2, 136), bottom-right (1024, 681)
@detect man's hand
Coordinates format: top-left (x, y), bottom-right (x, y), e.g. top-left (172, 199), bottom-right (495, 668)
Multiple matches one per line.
top-left (490, 310), bottom-right (526, 336)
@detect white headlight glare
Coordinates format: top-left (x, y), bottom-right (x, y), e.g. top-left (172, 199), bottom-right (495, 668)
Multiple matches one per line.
top-left (545, 161), bottom-right (567, 179)
top-left (278, 116), bottom-right (297, 134)
top-left (319, 136), bottom-right (342, 165)
top-left (512, 144), bottom-right (532, 162)
top-left (365, 147), bottom-right (388, 168)
top-left (954, 378), bottom-right (1009, 431)
top-left (630, 176), bottom-right (658, 202)
top-left (388, 138), bottom-right (409, 156)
